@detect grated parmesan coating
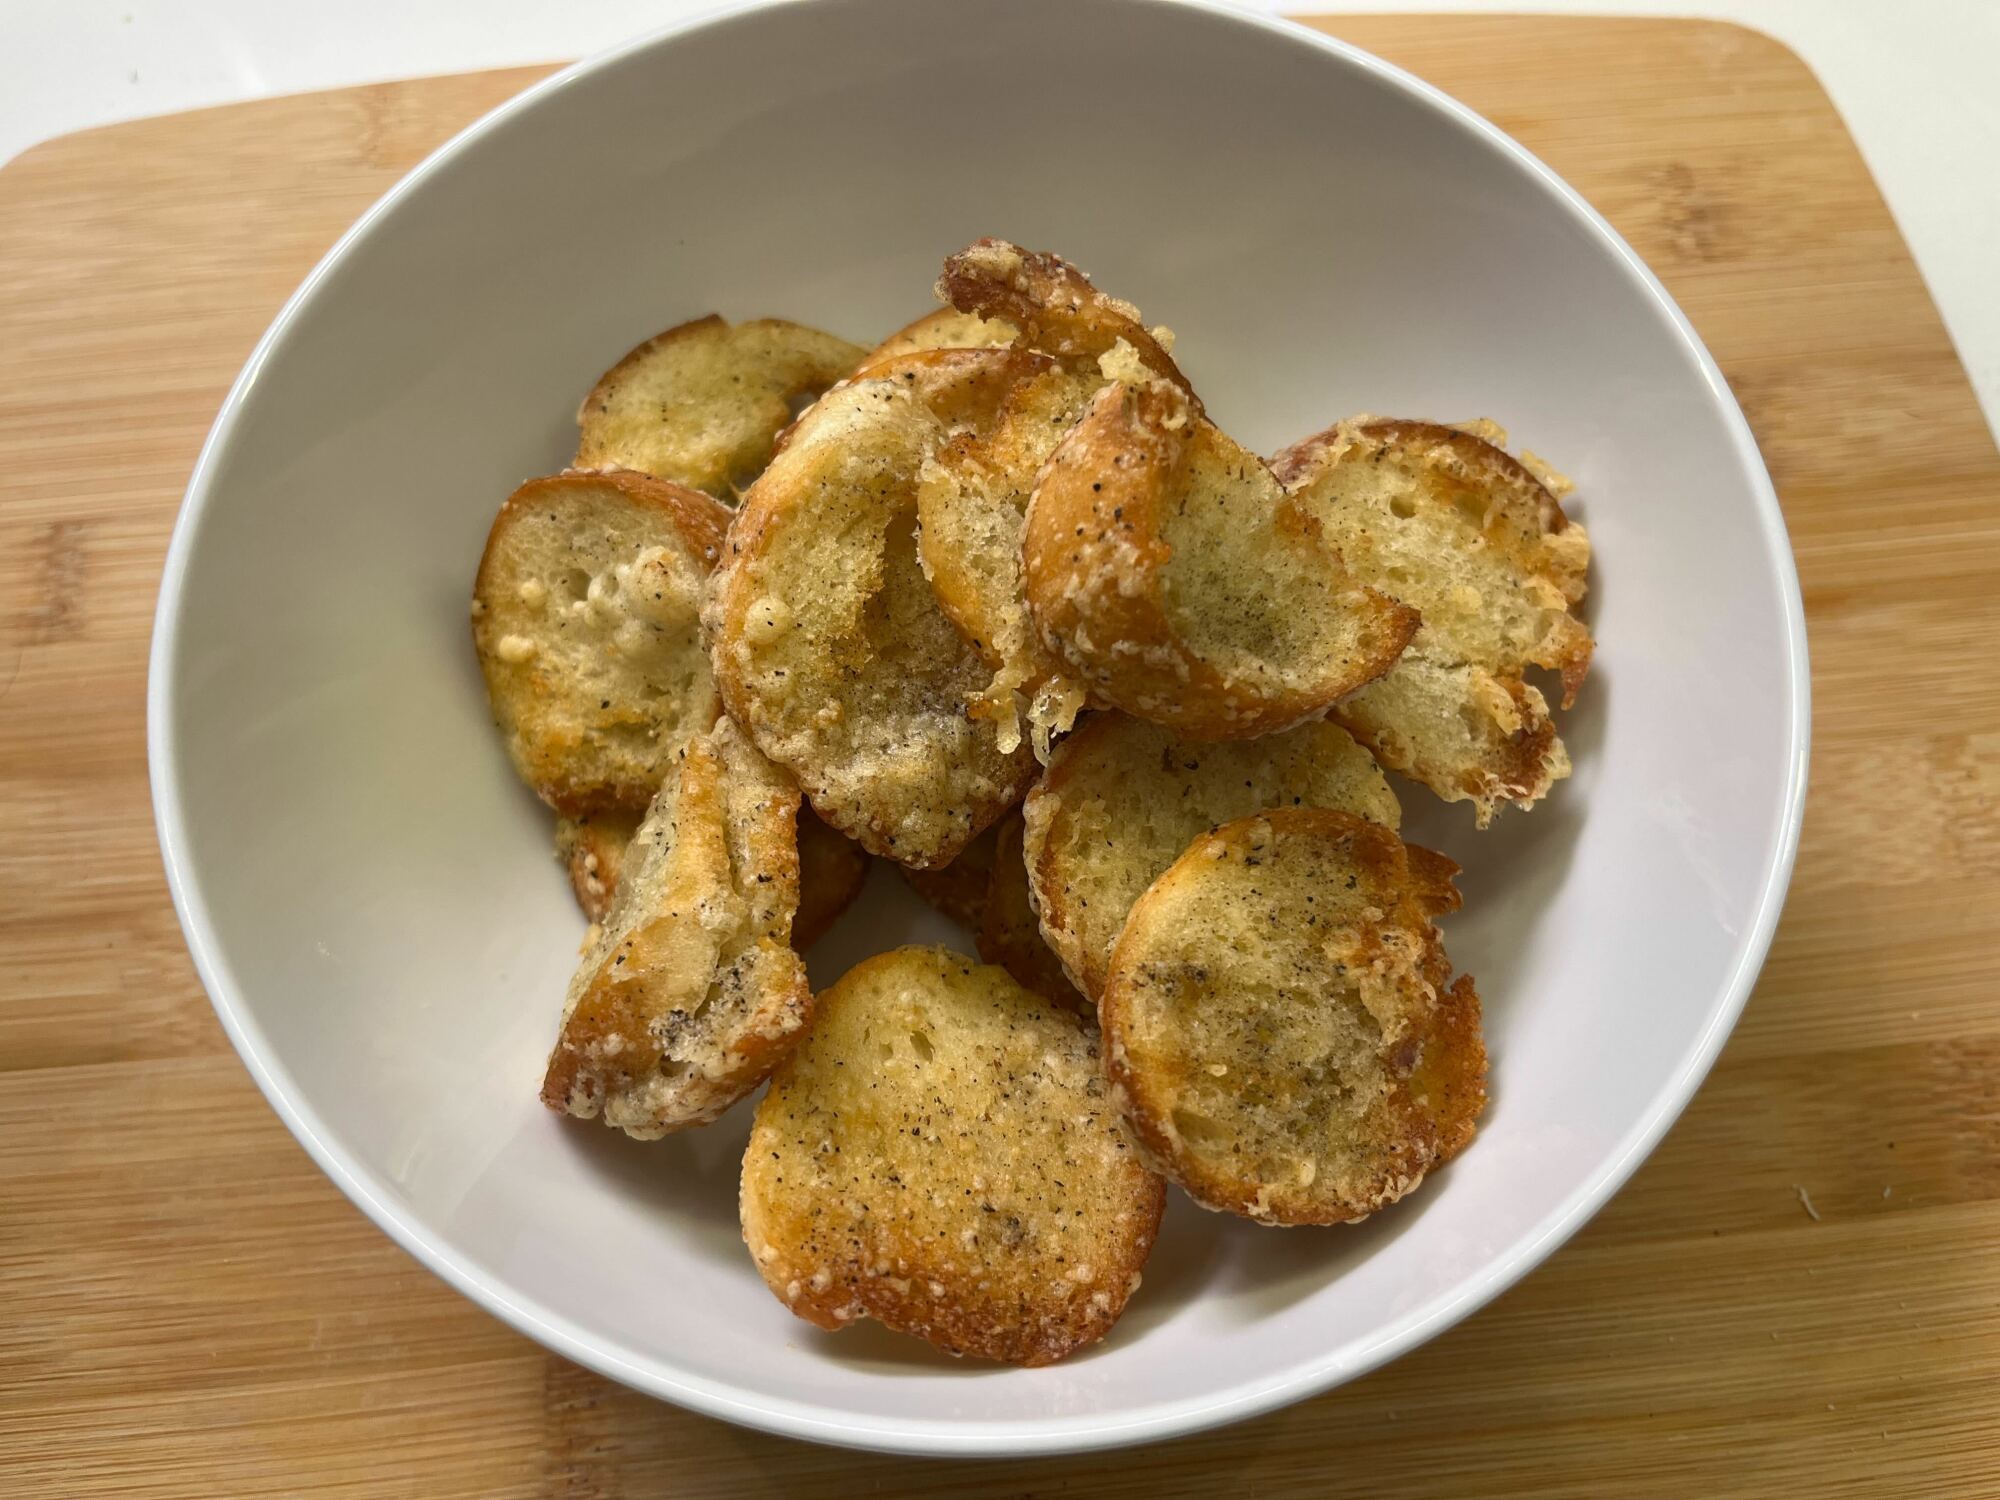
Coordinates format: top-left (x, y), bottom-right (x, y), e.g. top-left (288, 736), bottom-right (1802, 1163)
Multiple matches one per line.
top-left (741, 946), bottom-right (1163, 1364)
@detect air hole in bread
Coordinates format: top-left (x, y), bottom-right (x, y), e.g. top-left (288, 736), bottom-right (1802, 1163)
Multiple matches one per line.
top-left (1172, 1108), bottom-right (1228, 1146)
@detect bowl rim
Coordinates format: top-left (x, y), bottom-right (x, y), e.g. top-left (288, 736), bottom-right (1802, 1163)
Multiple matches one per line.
top-left (147, 0), bottom-right (1811, 1458)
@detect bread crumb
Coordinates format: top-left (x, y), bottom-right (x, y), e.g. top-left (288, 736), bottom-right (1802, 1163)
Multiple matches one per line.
top-left (1793, 1183), bottom-right (1821, 1222)
top-left (495, 633), bottom-right (538, 664)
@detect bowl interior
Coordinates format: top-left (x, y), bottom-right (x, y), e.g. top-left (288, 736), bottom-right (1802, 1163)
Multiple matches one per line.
top-left (154, 0), bottom-right (1803, 1455)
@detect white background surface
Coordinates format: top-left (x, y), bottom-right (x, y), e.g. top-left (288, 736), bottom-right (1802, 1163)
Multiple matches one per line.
top-left (6, 0), bottom-right (1998, 435)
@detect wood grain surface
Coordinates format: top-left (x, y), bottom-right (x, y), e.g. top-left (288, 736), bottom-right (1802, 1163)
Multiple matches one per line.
top-left (3, 15), bottom-right (1997, 1497)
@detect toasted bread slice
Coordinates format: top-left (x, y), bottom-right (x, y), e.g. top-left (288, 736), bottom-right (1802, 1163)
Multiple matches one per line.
top-left (472, 469), bottom-right (730, 815)
top-left (1101, 808), bottom-right (1485, 1226)
top-left (1023, 714), bottom-right (1400, 1001)
top-left (555, 805), bottom-right (864, 946)
top-left (1272, 419), bottom-right (1593, 824)
top-left (897, 818), bottom-right (999, 932)
top-left (1023, 380), bottom-right (1418, 740)
top-left (976, 813), bottom-right (1089, 1015)
top-left (741, 946), bottom-right (1164, 1364)
top-left (575, 315), bottom-right (865, 499)
top-left (541, 717), bottom-right (812, 1137)
top-left (708, 349), bottom-right (1042, 867)
top-left (793, 811), bottom-right (870, 948)
top-left (865, 308), bottom-right (1017, 364)
top-left (936, 239), bottom-right (1192, 400)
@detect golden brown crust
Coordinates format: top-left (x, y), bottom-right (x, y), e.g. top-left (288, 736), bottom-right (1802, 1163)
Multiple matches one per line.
top-left (554, 810), bottom-right (642, 924)
top-left (1023, 713), bottom-right (1401, 1002)
top-left (740, 947), bottom-right (1164, 1365)
top-left (575, 315), bottom-right (865, 500)
top-left (975, 813), bottom-right (1090, 1015)
top-left (1022, 381), bottom-right (1417, 740)
top-left (936, 239), bottom-right (1194, 404)
top-left (1409, 974), bottom-right (1485, 1171)
top-left (540, 719), bottom-right (812, 1137)
top-left (471, 469), bottom-right (732, 816)
top-left (1272, 418), bottom-right (1593, 823)
top-left (897, 819), bottom-right (999, 932)
top-left (708, 349), bottom-right (1041, 867)
top-left (1404, 842), bottom-right (1466, 922)
top-left (863, 307), bottom-right (1018, 366)
top-left (1100, 808), bottom-right (1486, 1226)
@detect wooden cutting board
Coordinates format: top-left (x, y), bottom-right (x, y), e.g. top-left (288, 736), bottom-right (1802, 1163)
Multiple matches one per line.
top-left (3, 15), bottom-right (1997, 1497)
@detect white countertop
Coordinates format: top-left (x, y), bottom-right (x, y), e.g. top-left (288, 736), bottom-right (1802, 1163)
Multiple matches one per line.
top-left (8, 0), bottom-right (1997, 435)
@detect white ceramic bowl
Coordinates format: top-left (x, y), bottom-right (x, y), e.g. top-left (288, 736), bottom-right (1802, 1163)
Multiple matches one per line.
top-left (150, 0), bottom-right (1808, 1457)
